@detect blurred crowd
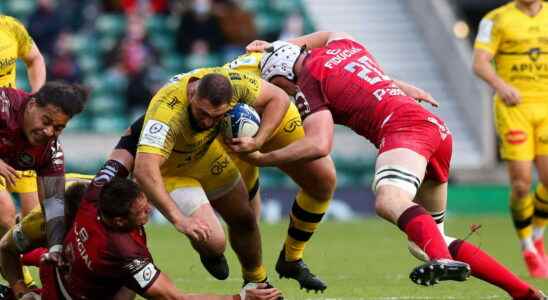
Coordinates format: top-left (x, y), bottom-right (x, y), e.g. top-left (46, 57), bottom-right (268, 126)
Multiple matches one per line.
top-left (1, 0), bottom-right (313, 131)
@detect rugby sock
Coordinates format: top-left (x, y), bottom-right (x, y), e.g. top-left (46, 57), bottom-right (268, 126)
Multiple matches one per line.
top-left (533, 184), bottom-right (548, 240)
top-left (284, 190), bottom-right (330, 261)
top-left (22, 266), bottom-right (35, 287)
top-left (510, 194), bottom-right (535, 250)
top-left (449, 239), bottom-right (530, 299)
top-left (242, 265), bottom-right (267, 283)
top-left (431, 210), bottom-right (446, 233)
top-left (21, 248), bottom-right (47, 267)
top-left (397, 205), bottom-right (452, 260)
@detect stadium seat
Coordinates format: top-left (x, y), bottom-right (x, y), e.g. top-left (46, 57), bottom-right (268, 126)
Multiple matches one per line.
top-left (91, 114), bottom-right (128, 133)
top-left (95, 14), bottom-right (126, 37)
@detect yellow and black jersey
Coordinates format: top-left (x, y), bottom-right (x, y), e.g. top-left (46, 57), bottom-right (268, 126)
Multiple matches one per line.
top-left (137, 67), bottom-right (261, 176)
top-left (0, 15), bottom-right (34, 88)
top-left (224, 52), bottom-right (264, 76)
top-left (474, 2), bottom-right (548, 101)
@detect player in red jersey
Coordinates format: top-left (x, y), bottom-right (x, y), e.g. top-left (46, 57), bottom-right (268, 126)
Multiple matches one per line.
top-left (241, 31), bottom-right (547, 299)
top-left (37, 158), bottom-right (281, 300)
top-left (0, 82), bottom-right (87, 268)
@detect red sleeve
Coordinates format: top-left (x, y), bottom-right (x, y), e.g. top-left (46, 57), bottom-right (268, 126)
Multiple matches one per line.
top-left (36, 139), bottom-right (65, 176)
top-left (84, 159), bottom-right (130, 204)
top-left (295, 65), bottom-right (329, 120)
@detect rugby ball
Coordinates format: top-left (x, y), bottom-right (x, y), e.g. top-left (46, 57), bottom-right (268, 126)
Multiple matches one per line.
top-left (223, 103), bottom-right (261, 138)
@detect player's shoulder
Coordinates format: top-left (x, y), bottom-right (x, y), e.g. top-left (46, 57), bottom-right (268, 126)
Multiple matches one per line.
top-left (225, 52), bottom-right (263, 76)
top-left (0, 15), bottom-right (24, 28)
top-left (107, 229), bottom-right (149, 258)
top-left (0, 88), bottom-right (28, 112)
top-left (483, 2), bottom-right (516, 21)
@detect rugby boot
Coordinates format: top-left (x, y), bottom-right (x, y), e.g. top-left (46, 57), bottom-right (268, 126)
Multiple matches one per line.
top-left (514, 288), bottom-right (548, 300)
top-left (523, 250), bottom-right (548, 278)
top-left (534, 238), bottom-right (548, 265)
top-left (200, 254), bottom-right (229, 280)
top-left (409, 259), bottom-right (471, 286)
top-left (275, 247), bottom-right (327, 293)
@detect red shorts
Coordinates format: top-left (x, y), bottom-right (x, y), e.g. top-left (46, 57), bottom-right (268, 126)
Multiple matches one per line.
top-left (378, 106), bottom-right (452, 183)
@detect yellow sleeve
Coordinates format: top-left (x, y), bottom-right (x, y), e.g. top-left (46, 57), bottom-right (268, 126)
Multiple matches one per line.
top-left (474, 10), bottom-right (502, 55)
top-left (137, 85), bottom-right (184, 158)
top-left (6, 16), bottom-right (34, 58)
top-left (225, 52), bottom-right (263, 76)
top-left (229, 70), bottom-right (262, 106)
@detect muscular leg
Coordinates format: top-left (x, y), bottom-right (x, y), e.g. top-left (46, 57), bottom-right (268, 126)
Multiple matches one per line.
top-left (277, 155), bottom-right (336, 261)
top-left (532, 156), bottom-right (548, 249)
top-left (210, 179), bottom-right (265, 283)
top-left (0, 191), bottom-right (16, 238)
top-left (19, 193), bottom-right (39, 218)
top-left (506, 160), bottom-right (535, 250)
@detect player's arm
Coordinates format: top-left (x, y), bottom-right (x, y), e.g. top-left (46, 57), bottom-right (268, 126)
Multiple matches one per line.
top-left (37, 174), bottom-right (66, 259)
top-left (144, 274), bottom-right (282, 300)
top-left (0, 225), bottom-right (30, 298)
top-left (246, 31), bottom-right (356, 52)
top-left (228, 79), bottom-right (290, 153)
top-left (21, 43), bottom-right (46, 93)
top-left (392, 79), bottom-right (439, 107)
top-left (133, 153), bottom-right (210, 242)
top-left (473, 48), bottom-right (520, 105)
top-left (244, 110), bottom-right (334, 166)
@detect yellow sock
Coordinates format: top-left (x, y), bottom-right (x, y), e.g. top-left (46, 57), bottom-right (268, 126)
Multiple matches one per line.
top-left (510, 193), bottom-right (534, 239)
top-left (22, 266), bottom-right (35, 287)
top-left (285, 190), bottom-right (330, 261)
top-left (533, 184), bottom-right (548, 229)
top-left (242, 265), bottom-right (267, 283)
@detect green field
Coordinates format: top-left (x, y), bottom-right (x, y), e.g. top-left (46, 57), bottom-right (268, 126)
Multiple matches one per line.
top-left (143, 215), bottom-right (548, 300)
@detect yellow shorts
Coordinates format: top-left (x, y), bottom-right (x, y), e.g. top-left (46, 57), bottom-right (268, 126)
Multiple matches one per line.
top-left (226, 102), bottom-right (305, 191)
top-left (0, 170), bottom-right (38, 194)
top-left (163, 138), bottom-right (241, 203)
top-left (494, 98), bottom-right (548, 161)
top-left (65, 173), bottom-right (95, 189)
top-left (9, 206), bottom-right (45, 254)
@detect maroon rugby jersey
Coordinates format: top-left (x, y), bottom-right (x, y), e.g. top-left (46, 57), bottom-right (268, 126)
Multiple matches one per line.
top-left (59, 161), bottom-right (159, 299)
top-left (295, 39), bottom-right (421, 147)
top-left (0, 88), bottom-right (64, 176)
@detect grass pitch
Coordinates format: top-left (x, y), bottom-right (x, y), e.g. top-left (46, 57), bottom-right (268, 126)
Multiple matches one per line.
top-left (144, 215), bottom-right (548, 300)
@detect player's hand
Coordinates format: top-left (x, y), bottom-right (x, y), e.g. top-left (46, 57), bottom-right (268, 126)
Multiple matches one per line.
top-left (174, 217), bottom-right (211, 242)
top-left (240, 151), bottom-right (271, 167)
top-left (40, 248), bottom-right (65, 268)
top-left (246, 40), bottom-right (272, 52)
top-left (225, 137), bottom-right (261, 153)
top-left (396, 81), bottom-right (439, 108)
top-left (242, 283), bottom-right (283, 300)
top-left (0, 159), bottom-right (20, 186)
top-left (494, 81), bottom-right (521, 106)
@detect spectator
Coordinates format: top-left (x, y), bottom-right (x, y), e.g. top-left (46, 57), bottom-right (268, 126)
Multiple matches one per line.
top-left (278, 12), bottom-right (305, 41)
top-left (214, 0), bottom-right (257, 60)
top-left (48, 32), bottom-right (83, 83)
top-left (101, 0), bottom-right (169, 15)
top-left (27, 0), bottom-right (64, 59)
top-left (183, 39), bottom-right (219, 71)
top-left (175, 0), bottom-right (226, 55)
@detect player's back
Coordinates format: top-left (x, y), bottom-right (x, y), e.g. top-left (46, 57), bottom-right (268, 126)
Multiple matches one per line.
top-left (299, 39), bottom-right (417, 146)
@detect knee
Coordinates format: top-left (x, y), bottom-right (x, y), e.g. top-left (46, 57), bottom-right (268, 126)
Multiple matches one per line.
top-left (510, 178), bottom-right (532, 199)
top-left (0, 209), bottom-right (15, 231)
top-left (308, 165), bottom-right (337, 201)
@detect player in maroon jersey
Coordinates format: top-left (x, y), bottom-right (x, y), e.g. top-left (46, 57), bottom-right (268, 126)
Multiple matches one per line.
top-left (0, 81), bottom-right (87, 269)
top-left (240, 31), bottom-right (547, 299)
top-left (36, 157), bottom-right (281, 300)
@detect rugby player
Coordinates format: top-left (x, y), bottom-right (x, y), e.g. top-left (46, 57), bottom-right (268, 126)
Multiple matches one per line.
top-left (133, 68), bottom-right (289, 285)
top-left (0, 82), bottom-right (86, 270)
top-left (473, 0), bottom-right (548, 278)
top-left (241, 31), bottom-right (548, 299)
top-left (0, 14), bottom-right (47, 287)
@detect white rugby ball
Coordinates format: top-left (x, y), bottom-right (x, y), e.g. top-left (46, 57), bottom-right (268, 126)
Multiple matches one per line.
top-left (223, 103), bottom-right (261, 138)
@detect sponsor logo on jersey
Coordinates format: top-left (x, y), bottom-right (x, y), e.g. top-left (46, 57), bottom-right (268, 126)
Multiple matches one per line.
top-left (476, 19), bottom-right (493, 43)
top-left (17, 152), bottom-right (35, 168)
top-left (538, 134), bottom-right (548, 144)
top-left (165, 96), bottom-right (180, 109)
top-left (210, 154), bottom-right (229, 175)
top-left (229, 72), bottom-right (242, 81)
top-left (324, 47), bottom-right (363, 69)
top-left (505, 130), bottom-right (527, 145)
top-left (0, 57), bottom-right (16, 70)
top-left (133, 262), bottom-right (157, 288)
top-left (284, 117), bottom-right (302, 133)
top-left (140, 120), bottom-right (170, 148)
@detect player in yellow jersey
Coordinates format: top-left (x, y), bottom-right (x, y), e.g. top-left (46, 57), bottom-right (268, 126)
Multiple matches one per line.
top-left (0, 14), bottom-right (46, 289)
top-left (224, 52), bottom-right (336, 292)
top-left (133, 68), bottom-right (289, 285)
top-left (473, 0), bottom-right (548, 278)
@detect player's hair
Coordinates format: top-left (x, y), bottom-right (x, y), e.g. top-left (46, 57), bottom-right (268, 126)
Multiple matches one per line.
top-left (64, 182), bottom-right (89, 227)
top-left (99, 177), bottom-right (141, 219)
top-left (32, 81), bottom-right (89, 117)
top-left (197, 74), bottom-right (233, 106)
